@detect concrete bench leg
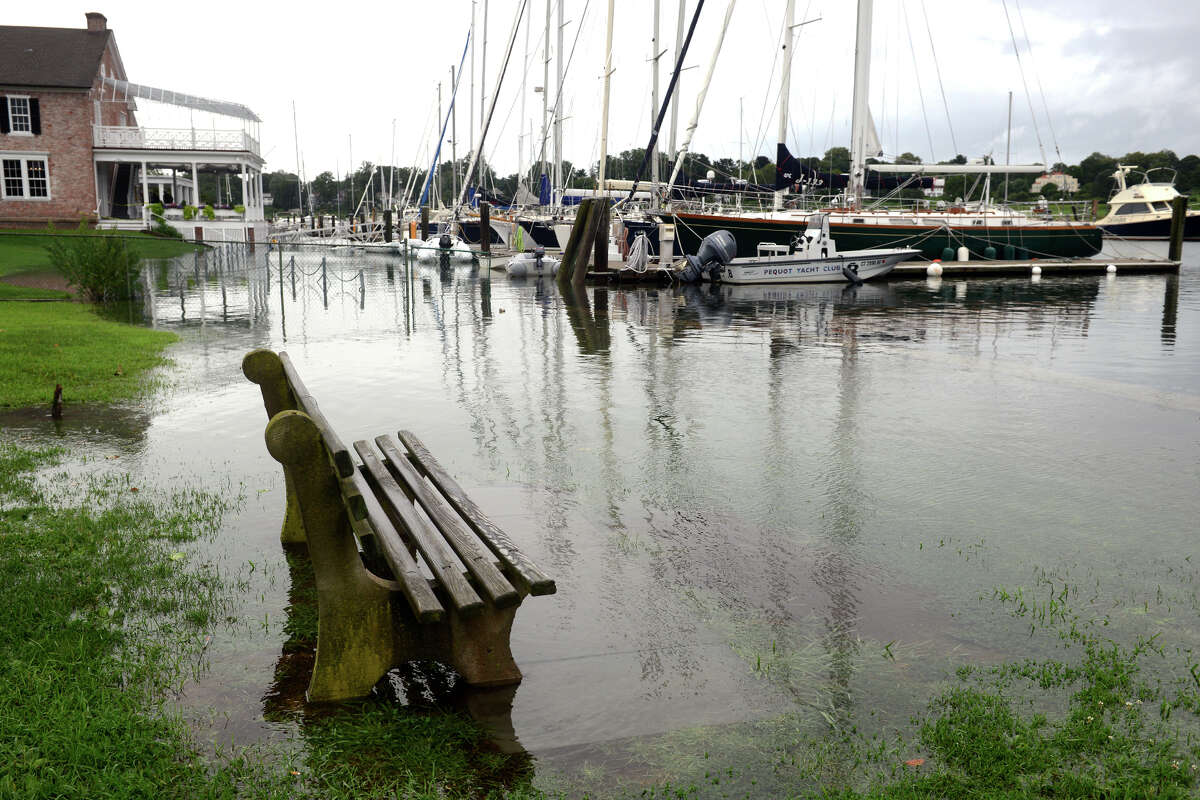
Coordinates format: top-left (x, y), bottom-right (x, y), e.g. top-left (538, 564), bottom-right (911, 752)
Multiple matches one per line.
top-left (243, 349), bottom-right (307, 545)
top-left (447, 605), bottom-right (523, 687)
top-left (265, 410), bottom-right (394, 702)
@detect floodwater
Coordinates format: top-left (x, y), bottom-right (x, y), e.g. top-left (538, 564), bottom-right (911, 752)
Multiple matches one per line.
top-left (5, 239), bottom-right (1199, 792)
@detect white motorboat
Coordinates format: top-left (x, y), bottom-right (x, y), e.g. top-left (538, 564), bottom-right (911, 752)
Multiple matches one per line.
top-left (414, 233), bottom-right (474, 262)
top-left (1095, 165), bottom-right (1200, 240)
top-left (680, 214), bottom-right (919, 285)
top-left (505, 247), bottom-right (560, 277)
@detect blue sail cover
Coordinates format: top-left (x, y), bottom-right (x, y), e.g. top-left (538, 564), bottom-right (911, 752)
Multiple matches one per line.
top-left (538, 173), bottom-right (551, 206)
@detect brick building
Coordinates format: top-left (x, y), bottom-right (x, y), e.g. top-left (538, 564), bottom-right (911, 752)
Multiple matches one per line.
top-left (0, 12), bottom-right (266, 241)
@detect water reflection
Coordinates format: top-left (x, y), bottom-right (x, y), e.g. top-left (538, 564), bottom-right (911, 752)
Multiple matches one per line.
top-left (50, 242), bottom-right (1197, 788)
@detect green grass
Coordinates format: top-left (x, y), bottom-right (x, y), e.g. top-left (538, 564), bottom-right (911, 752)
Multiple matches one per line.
top-left (0, 282), bottom-right (69, 300)
top-left (0, 228), bottom-right (198, 279)
top-left (0, 442), bottom-right (549, 799)
top-left (0, 302), bottom-right (177, 408)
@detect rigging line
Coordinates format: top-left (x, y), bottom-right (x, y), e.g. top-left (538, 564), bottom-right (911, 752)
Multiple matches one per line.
top-left (456, 0), bottom-right (532, 210)
top-left (1014, 0), bottom-right (1061, 163)
top-left (919, 0), bottom-right (957, 156)
top-left (901, 1), bottom-right (936, 163)
top-left (748, 5), bottom-right (787, 160)
top-left (1000, 0), bottom-right (1047, 165)
top-left (622, 0), bottom-right (706, 203)
top-left (523, 0), bottom-right (593, 198)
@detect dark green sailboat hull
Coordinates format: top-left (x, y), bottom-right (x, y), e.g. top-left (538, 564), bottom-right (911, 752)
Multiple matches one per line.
top-left (665, 212), bottom-right (1103, 261)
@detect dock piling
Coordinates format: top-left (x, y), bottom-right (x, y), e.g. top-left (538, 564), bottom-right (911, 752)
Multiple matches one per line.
top-left (1169, 196), bottom-right (1186, 262)
top-left (420, 206), bottom-right (430, 240)
top-left (481, 203), bottom-right (491, 255)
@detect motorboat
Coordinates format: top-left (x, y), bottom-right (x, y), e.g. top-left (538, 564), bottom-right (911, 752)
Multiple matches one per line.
top-left (678, 214), bottom-right (919, 285)
top-left (1095, 165), bottom-right (1200, 240)
top-left (414, 233), bottom-right (474, 262)
top-left (505, 246), bottom-right (560, 277)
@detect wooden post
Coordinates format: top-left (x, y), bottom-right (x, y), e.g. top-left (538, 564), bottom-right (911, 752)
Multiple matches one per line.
top-left (574, 199), bottom-right (606, 288)
top-left (384, 209), bottom-right (393, 243)
top-left (480, 202), bottom-right (491, 254)
top-left (592, 200), bottom-right (610, 273)
top-left (420, 205), bottom-right (430, 240)
top-left (51, 384), bottom-right (63, 420)
top-left (1091, 198), bottom-right (1099, 221)
top-left (1168, 196), bottom-right (1186, 262)
top-left (558, 198), bottom-right (593, 288)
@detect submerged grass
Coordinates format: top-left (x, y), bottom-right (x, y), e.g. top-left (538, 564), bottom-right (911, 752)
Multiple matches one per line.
top-left (0, 442), bottom-right (546, 799)
top-left (0, 302), bottom-right (177, 408)
top-left (4, 443), bottom-right (1197, 798)
top-left (0, 228), bottom-right (198, 278)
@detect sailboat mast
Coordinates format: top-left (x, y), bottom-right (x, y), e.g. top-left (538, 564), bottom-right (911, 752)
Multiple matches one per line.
top-left (669, 0), bottom-right (685, 161)
top-left (1004, 90), bottom-right (1013, 206)
top-left (436, 82), bottom-right (443, 207)
top-left (848, 0), bottom-right (874, 207)
top-left (479, 0), bottom-right (489, 199)
top-left (553, 0), bottom-right (564, 206)
top-left (773, 0), bottom-right (795, 211)
top-left (651, 0), bottom-right (661, 190)
top-left (597, 0), bottom-right (615, 195)
top-left (451, 67), bottom-right (458, 206)
top-left (470, 1), bottom-right (475, 175)
top-left (519, 0), bottom-right (530, 195)
top-left (541, 0), bottom-right (550, 198)
top-left (292, 100), bottom-right (303, 215)
top-left (667, 0), bottom-right (737, 190)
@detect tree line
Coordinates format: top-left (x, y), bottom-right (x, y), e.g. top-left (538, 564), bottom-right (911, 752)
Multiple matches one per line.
top-left (262, 147), bottom-right (1199, 214)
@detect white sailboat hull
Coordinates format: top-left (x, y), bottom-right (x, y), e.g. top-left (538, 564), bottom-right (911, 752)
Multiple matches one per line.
top-left (718, 247), bottom-right (919, 285)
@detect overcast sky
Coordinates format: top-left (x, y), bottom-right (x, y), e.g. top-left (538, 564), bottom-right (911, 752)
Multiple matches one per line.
top-left (13, 1), bottom-right (1200, 179)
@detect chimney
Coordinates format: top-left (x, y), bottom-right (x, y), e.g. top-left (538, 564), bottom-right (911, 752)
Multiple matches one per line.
top-left (85, 12), bottom-right (107, 32)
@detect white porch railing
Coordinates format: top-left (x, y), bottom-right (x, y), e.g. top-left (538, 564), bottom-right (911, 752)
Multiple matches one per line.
top-left (93, 126), bottom-right (260, 156)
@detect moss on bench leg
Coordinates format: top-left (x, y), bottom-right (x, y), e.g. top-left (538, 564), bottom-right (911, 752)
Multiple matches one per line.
top-left (243, 349), bottom-right (306, 544)
top-left (265, 410), bottom-right (394, 702)
top-left (447, 605), bottom-right (523, 687)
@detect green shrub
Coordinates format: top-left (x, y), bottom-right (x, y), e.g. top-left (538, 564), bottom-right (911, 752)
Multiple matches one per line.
top-left (182, 205), bottom-right (197, 221)
top-left (147, 202), bottom-right (165, 221)
top-left (233, 204), bottom-right (245, 215)
top-left (202, 204), bottom-right (215, 220)
top-left (152, 219), bottom-right (183, 239)
top-left (44, 226), bottom-right (142, 303)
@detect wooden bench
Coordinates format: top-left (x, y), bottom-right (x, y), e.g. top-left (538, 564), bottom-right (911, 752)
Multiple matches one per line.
top-left (242, 349), bottom-right (555, 702)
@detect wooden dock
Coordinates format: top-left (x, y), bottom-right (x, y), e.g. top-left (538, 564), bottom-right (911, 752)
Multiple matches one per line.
top-left (890, 257), bottom-right (1180, 277)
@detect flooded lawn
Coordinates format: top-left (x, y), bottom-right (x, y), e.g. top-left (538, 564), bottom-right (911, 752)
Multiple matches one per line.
top-left (6, 240), bottom-right (1198, 795)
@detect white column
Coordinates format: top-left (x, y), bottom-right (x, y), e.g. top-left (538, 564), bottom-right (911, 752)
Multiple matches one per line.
top-left (140, 160), bottom-right (150, 224)
top-left (191, 161), bottom-right (199, 209)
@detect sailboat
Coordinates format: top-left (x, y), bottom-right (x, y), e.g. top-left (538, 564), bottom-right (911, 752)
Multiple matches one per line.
top-left (660, 0), bottom-right (1102, 261)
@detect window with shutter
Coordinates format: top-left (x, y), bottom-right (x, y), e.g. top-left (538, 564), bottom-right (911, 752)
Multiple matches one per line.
top-left (7, 98), bottom-right (32, 134)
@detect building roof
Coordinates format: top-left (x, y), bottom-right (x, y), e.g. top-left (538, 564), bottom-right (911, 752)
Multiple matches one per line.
top-left (0, 25), bottom-right (112, 89)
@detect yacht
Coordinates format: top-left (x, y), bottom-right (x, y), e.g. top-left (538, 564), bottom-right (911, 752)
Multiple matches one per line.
top-left (1095, 166), bottom-right (1200, 240)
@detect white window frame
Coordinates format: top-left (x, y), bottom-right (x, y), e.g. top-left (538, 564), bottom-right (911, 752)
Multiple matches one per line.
top-left (0, 152), bottom-right (51, 200)
top-left (6, 96), bottom-right (33, 136)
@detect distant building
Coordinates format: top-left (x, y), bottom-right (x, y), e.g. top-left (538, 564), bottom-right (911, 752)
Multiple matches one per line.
top-left (0, 12), bottom-right (265, 241)
top-left (1033, 172), bottom-right (1080, 194)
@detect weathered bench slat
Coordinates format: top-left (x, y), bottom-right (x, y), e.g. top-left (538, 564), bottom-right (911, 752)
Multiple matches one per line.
top-left (398, 431), bottom-right (557, 597)
top-left (354, 441), bottom-right (485, 617)
top-left (279, 352), bottom-right (355, 479)
top-left (348, 469), bottom-right (445, 624)
top-left (375, 435), bottom-right (521, 609)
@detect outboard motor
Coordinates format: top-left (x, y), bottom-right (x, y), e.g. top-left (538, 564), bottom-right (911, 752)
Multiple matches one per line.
top-left (533, 244), bottom-right (545, 271)
top-left (439, 233), bottom-right (453, 250)
top-left (679, 229), bottom-right (737, 282)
